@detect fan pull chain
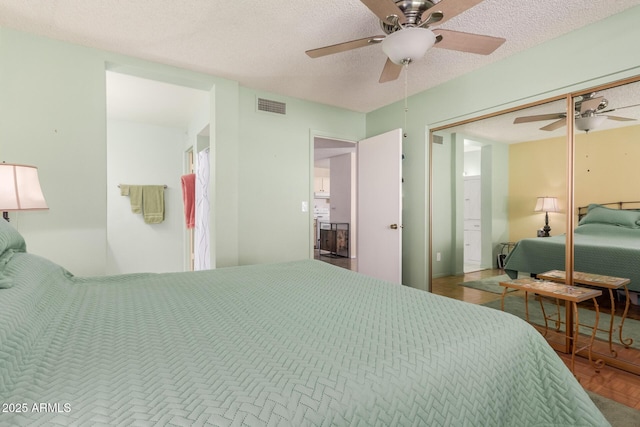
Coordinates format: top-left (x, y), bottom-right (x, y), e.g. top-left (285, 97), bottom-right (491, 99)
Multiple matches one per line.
top-left (403, 62), bottom-right (409, 138)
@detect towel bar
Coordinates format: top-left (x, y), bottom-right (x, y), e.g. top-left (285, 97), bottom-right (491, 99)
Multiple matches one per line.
top-left (118, 184), bottom-right (167, 188)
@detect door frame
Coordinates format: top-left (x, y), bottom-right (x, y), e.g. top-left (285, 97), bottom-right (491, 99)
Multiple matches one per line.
top-left (308, 131), bottom-right (358, 260)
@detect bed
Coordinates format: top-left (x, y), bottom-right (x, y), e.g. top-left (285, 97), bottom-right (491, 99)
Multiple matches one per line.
top-left (504, 203), bottom-right (640, 293)
top-left (0, 220), bottom-right (607, 426)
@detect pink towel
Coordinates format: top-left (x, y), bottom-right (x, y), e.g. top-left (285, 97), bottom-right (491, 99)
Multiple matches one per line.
top-left (181, 174), bottom-right (196, 229)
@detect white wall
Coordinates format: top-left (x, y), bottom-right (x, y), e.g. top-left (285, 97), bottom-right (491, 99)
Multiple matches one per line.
top-left (463, 150), bottom-right (481, 176)
top-left (106, 119), bottom-right (187, 273)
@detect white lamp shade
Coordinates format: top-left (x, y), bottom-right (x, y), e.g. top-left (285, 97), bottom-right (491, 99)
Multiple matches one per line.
top-left (382, 27), bottom-right (436, 65)
top-left (0, 163), bottom-right (48, 210)
top-left (534, 196), bottom-right (559, 213)
top-left (575, 115), bottom-right (606, 131)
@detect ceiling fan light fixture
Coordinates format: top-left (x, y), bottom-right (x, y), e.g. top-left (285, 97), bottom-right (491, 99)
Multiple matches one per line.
top-left (575, 115), bottom-right (606, 132)
top-left (382, 27), bottom-right (436, 65)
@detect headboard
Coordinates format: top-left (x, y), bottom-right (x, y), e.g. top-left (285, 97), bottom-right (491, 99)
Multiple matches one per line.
top-left (577, 201), bottom-right (640, 220)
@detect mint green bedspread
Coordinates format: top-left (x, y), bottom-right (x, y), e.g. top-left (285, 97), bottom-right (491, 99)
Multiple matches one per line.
top-left (0, 230), bottom-right (608, 425)
top-left (505, 223), bottom-right (640, 292)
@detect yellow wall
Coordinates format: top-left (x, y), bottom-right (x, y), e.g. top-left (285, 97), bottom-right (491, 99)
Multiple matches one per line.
top-left (508, 124), bottom-right (640, 241)
top-left (575, 125), bottom-right (640, 208)
top-left (509, 137), bottom-right (568, 241)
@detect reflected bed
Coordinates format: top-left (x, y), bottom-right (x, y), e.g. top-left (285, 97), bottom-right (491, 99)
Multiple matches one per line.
top-left (505, 204), bottom-right (640, 293)
top-left (0, 220), bottom-right (607, 426)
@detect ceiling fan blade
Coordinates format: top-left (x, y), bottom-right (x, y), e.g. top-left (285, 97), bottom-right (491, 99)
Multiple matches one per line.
top-left (540, 118), bottom-right (567, 131)
top-left (422, 0), bottom-right (483, 26)
top-left (616, 102), bottom-right (640, 110)
top-left (379, 58), bottom-right (403, 83)
top-left (418, 11), bottom-right (444, 28)
top-left (579, 96), bottom-right (603, 113)
top-left (600, 103), bottom-right (640, 114)
top-left (604, 115), bottom-right (637, 122)
top-left (433, 29), bottom-right (505, 55)
top-left (513, 114), bottom-right (564, 124)
top-left (306, 35), bottom-right (385, 58)
top-left (360, 0), bottom-right (406, 25)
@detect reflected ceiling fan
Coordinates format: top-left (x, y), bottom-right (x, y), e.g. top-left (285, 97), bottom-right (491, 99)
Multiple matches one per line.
top-left (514, 93), bottom-right (639, 132)
top-left (305, 0), bottom-right (506, 83)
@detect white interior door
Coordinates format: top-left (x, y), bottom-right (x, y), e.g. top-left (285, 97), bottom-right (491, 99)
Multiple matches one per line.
top-left (357, 128), bottom-right (402, 284)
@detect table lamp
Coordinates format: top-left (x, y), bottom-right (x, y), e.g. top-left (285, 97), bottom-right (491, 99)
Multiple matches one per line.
top-left (534, 196), bottom-right (559, 237)
top-left (0, 163), bottom-right (48, 221)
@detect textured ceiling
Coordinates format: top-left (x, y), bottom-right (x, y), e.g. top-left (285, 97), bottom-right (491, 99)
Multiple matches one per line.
top-left (0, 0), bottom-right (639, 113)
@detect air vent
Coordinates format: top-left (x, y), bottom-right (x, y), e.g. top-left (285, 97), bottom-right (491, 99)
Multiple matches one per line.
top-left (432, 135), bottom-right (444, 144)
top-left (257, 98), bottom-right (286, 115)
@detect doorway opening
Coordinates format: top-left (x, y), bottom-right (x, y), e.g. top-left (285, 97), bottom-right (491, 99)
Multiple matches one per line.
top-left (313, 137), bottom-right (357, 271)
top-left (105, 70), bottom-right (210, 274)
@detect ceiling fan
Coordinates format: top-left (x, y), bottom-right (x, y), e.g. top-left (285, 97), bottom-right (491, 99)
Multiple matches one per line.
top-left (305, 0), bottom-right (506, 83)
top-left (513, 92), bottom-right (639, 132)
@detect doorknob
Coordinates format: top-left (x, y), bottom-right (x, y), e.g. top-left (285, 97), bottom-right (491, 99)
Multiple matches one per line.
top-left (390, 224), bottom-right (403, 229)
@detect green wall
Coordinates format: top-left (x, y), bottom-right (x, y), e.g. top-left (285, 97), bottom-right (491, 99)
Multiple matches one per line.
top-left (237, 88), bottom-right (364, 265)
top-left (0, 27), bottom-right (365, 275)
top-left (366, 6), bottom-right (640, 291)
top-left (1, 5), bottom-right (640, 283)
top-left (0, 29), bottom-right (108, 275)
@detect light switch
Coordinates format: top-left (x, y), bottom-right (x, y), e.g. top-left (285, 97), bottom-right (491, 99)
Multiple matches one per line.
top-left (301, 201), bottom-right (308, 212)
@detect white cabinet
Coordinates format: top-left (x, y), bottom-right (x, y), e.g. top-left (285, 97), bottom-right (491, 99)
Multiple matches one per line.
top-left (314, 167), bottom-right (330, 194)
top-left (464, 219), bottom-right (481, 231)
top-left (464, 229), bottom-right (482, 263)
top-left (314, 176), bottom-right (330, 193)
top-left (463, 177), bottom-right (481, 265)
top-left (464, 178), bottom-right (481, 220)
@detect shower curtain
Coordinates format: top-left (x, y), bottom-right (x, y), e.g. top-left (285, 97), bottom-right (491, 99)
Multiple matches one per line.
top-left (195, 148), bottom-right (210, 270)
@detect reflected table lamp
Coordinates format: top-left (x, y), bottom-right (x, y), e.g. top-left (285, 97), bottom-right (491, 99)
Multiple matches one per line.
top-left (0, 163), bottom-right (48, 221)
top-left (534, 196), bottom-right (559, 237)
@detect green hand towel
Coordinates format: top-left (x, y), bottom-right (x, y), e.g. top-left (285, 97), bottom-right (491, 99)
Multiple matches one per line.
top-left (142, 185), bottom-right (165, 224)
top-left (128, 185), bottom-right (143, 214)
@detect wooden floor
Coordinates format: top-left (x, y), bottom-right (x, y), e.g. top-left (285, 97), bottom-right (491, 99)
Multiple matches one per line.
top-left (316, 257), bottom-right (640, 410)
top-left (432, 268), bottom-right (640, 410)
top-left (314, 250), bottom-right (357, 270)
